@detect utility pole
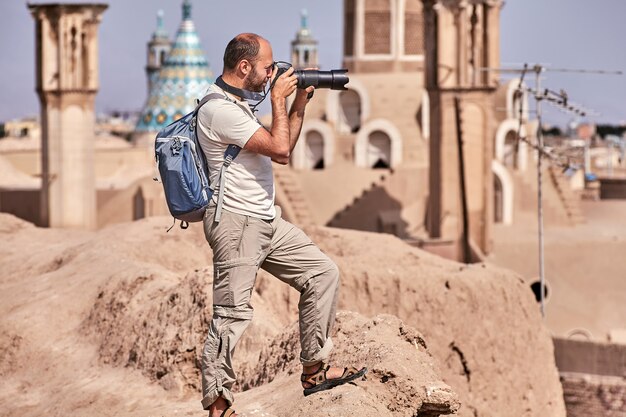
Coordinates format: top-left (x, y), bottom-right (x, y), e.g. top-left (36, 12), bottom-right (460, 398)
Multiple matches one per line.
top-left (481, 64), bottom-right (621, 317)
top-left (534, 67), bottom-right (547, 317)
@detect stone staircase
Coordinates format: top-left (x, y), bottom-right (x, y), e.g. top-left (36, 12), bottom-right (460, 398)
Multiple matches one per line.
top-left (273, 164), bottom-right (314, 226)
top-left (549, 166), bottom-right (586, 225)
top-left (512, 165), bottom-right (580, 226)
top-left (327, 170), bottom-right (391, 227)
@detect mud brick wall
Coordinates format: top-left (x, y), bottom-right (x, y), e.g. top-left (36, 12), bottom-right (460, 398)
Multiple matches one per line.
top-left (560, 373), bottom-right (626, 417)
top-left (554, 338), bottom-right (626, 416)
top-left (600, 178), bottom-right (626, 199)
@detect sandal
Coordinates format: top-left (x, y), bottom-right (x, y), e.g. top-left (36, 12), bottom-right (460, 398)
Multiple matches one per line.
top-left (301, 363), bottom-right (368, 396)
top-left (220, 408), bottom-right (236, 417)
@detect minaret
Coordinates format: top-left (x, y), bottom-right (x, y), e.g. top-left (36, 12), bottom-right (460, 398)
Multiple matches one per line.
top-left (291, 9), bottom-right (318, 69)
top-left (423, 0), bottom-right (503, 259)
top-left (146, 10), bottom-right (171, 94)
top-left (134, 0), bottom-right (213, 142)
top-left (343, 0), bottom-right (426, 73)
top-left (28, 3), bottom-right (107, 229)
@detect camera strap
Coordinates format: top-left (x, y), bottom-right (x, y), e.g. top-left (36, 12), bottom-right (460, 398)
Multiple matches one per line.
top-left (215, 76), bottom-right (265, 102)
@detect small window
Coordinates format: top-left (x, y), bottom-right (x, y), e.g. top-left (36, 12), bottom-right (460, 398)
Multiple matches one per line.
top-left (530, 280), bottom-right (550, 303)
top-left (305, 131), bottom-right (325, 170)
top-left (368, 130), bottom-right (391, 169)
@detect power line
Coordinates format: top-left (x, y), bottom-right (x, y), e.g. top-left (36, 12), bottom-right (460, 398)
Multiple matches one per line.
top-left (482, 63), bottom-right (622, 317)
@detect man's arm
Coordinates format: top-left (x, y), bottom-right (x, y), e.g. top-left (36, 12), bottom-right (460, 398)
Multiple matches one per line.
top-left (287, 86), bottom-right (315, 153)
top-left (244, 68), bottom-right (298, 165)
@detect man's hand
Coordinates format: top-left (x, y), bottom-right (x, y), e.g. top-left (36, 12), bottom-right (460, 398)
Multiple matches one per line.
top-left (292, 66), bottom-right (317, 108)
top-left (270, 66), bottom-right (297, 101)
top-left (293, 86), bottom-right (315, 108)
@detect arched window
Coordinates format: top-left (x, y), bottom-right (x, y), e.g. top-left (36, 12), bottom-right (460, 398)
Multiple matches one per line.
top-left (305, 130), bottom-right (325, 170)
top-left (291, 121), bottom-right (334, 170)
top-left (495, 119), bottom-right (528, 172)
top-left (506, 79), bottom-right (529, 120)
top-left (494, 173), bottom-right (503, 223)
top-left (368, 130), bottom-right (391, 168)
top-left (503, 130), bottom-right (518, 168)
top-left (491, 160), bottom-right (514, 225)
top-left (339, 90), bottom-right (361, 133)
top-left (355, 120), bottom-right (402, 169)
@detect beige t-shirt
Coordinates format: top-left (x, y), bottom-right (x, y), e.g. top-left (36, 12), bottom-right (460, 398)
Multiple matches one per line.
top-left (197, 84), bottom-right (276, 220)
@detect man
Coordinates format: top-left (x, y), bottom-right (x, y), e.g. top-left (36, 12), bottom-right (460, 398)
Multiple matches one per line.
top-left (197, 33), bottom-right (366, 417)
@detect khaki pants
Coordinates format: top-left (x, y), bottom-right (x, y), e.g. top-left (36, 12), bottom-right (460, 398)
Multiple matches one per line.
top-left (200, 206), bottom-right (339, 409)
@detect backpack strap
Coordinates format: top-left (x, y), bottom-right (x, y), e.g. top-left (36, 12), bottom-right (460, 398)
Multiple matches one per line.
top-left (192, 92), bottom-right (226, 178)
top-left (214, 144), bottom-right (241, 222)
top-left (194, 92), bottom-right (225, 113)
top-left (194, 92), bottom-right (243, 223)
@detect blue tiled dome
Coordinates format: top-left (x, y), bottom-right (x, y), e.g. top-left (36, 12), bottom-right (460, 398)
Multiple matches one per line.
top-left (136, 0), bottom-right (214, 132)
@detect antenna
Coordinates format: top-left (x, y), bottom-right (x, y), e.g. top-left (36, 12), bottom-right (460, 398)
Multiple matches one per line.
top-left (482, 63), bottom-right (622, 317)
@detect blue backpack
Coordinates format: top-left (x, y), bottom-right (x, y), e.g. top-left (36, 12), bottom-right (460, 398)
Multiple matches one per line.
top-left (154, 93), bottom-right (240, 228)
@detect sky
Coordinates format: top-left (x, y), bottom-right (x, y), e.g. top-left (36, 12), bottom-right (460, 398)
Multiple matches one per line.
top-left (1, 0), bottom-right (625, 127)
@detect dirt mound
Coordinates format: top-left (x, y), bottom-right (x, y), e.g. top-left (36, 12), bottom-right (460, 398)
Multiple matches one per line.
top-left (0, 213), bottom-right (34, 234)
top-left (305, 227), bottom-right (566, 417)
top-left (0, 214), bottom-right (566, 417)
top-left (232, 311), bottom-right (460, 417)
top-left (0, 330), bottom-right (23, 377)
top-left (82, 267), bottom-right (287, 395)
top-left (244, 312), bottom-right (460, 416)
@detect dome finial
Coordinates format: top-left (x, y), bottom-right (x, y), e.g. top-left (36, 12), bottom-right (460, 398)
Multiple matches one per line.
top-left (300, 9), bottom-right (308, 30)
top-left (157, 9), bottom-right (164, 30)
top-left (153, 9), bottom-right (168, 38)
top-left (182, 0), bottom-right (192, 20)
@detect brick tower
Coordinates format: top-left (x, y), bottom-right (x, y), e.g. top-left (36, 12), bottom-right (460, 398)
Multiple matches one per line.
top-left (29, 3), bottom-right (107, 229)
top-left (423, 0), bottom-right (503, 259)
top-left (343, 0), bottom-right (426, 73)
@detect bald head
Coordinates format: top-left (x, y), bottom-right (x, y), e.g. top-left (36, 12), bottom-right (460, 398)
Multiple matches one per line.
top-left (223, 33), bottom-right (268, 73)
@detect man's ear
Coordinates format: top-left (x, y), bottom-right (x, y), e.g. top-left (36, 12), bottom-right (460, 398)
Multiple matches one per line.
top-left (239, 59), bottom-right (251, 76)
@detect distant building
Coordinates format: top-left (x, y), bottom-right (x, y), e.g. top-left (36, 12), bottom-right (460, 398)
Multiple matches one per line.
top-left (1, 117), bottom-right (40, 139)
top-left (145, 10), bottom-right (172, 95)
top-left (96, 112), bottom-right (138, 140)
top-left (577, 122), bottom-right (596, 141)
top-left (291, 10), bottom-right (319, 70)
top-left (133, 0), bottom-right (214, 144)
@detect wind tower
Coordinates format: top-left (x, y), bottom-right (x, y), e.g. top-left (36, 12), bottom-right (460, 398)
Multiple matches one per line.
top-left (343, 0), bottom-right (426, 73)
top-left (146, 10), bottom-right (172, 94)
top-left (134, 0), bottom-right (213, 144)
top-left (291, 10), bottom-right (318, 69)
top-left (28, 3), bottom-right (107, 229)
top-left (423, 0), bottom-right (503, 259)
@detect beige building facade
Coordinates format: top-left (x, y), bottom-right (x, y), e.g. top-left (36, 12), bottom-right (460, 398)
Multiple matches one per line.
top-left (285, 0), bottom-right (507, 261)
top-left (284, 1), bottom-right (431, 240)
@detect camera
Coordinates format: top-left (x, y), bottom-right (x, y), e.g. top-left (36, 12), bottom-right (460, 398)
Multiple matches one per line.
top-left (274, 61), bottom-right (349, 90)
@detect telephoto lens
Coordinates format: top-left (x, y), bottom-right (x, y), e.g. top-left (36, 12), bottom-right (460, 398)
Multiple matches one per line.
top-left (294, 69), bottom-right (349, 90)
top-left (275, 62), bottom-right (349, 90)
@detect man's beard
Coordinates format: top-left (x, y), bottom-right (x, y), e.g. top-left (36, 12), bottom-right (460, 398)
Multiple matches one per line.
top-left (243, 71), bottom-right (266, 93)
